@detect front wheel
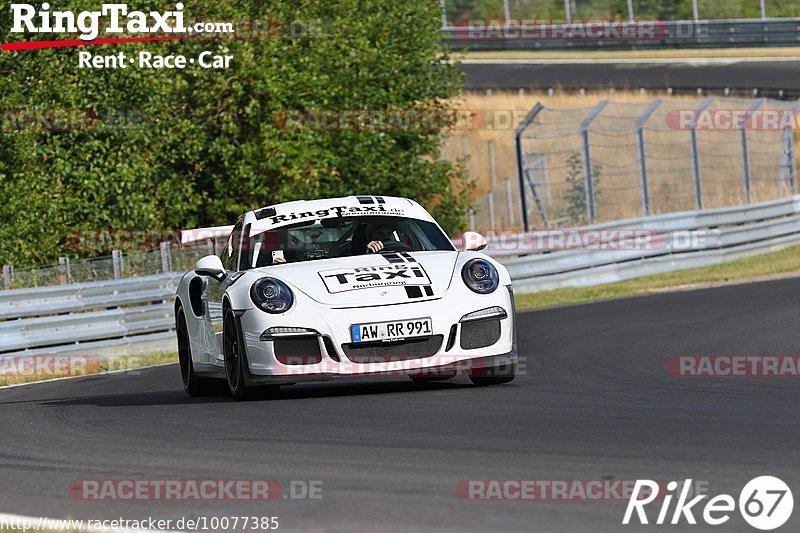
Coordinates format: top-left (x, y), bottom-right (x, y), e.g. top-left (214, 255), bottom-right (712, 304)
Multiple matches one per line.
top-left (222, 308), bottom-right (280, 400)
top-left (469, 361), bottom-right (516, 386)
top-left (176, 306), bottom-right (215, 396)
top-left (223, 308), bottom-right (250, 400)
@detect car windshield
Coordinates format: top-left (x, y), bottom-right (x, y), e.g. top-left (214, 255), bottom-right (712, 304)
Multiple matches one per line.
top-left (242, 215), bottom-right (454, 269)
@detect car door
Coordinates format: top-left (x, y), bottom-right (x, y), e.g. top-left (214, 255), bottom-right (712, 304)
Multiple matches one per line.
top-left (206, 219), bottom-right (243, 362)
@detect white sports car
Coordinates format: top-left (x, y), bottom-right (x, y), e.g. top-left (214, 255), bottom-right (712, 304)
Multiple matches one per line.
top-left (175, 195), bottom-right (517, 399)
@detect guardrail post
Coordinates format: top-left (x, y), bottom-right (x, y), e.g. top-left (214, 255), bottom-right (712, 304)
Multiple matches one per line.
top-left (160, 241), bottom-right (173, 273)
top-left (579, 100), bottom-right (609, 222)
top-left (784, 123), bottom-right (798, 195)
top-left (690, 97), bottom-right (714, 210)
top-left (112, 250), bottom-right (124, 279)
top-left (2, 265), bottom-right (12, 290)
top-left (505, 176), bottom-right (515, 228)
top-left (515, 103), bottom-right (545, 232)
top-left (58, 257), bottom-right (71, 285)
top-left (635, 99), bottom-right (662, 216)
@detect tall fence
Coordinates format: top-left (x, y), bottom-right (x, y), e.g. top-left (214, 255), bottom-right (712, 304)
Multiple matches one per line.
top-left (0, 241), bottom-right (215, 291)
top-left (493, 97), bottom-right (800, 231)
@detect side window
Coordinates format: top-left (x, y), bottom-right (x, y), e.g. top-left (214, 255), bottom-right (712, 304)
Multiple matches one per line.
top-left (222, 220), bottom-right (243, 272)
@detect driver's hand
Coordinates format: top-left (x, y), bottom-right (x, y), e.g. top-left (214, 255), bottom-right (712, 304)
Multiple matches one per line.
top-left (273, 257), bottom-right (286, 264)
top-left (366, 240), bottom-right (384, 253)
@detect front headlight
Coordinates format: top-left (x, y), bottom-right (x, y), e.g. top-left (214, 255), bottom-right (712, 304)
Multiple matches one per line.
top-left (250, 277), bottom-right (294, 313)
top-left (461, 259), bottom-right (499, 294)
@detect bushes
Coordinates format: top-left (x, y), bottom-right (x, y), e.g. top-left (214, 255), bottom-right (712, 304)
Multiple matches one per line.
top-left (0, 0), bottom-right (469, 266)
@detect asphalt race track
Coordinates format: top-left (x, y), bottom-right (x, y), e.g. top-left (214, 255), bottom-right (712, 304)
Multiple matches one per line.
top-left (1, 277), bottom-right (800, 532)
top-left (460, 58), bottom-right (800, 98)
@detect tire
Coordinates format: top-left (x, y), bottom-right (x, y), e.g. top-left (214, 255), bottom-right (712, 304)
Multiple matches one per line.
top-left (223, 307), bottom-right (250, 400)
top-left (222, 308), bottom-right (280, 400)
top-left (176, 306), bottom-right (215, 396)
top-left (468, 361), bottom-right (517, 386)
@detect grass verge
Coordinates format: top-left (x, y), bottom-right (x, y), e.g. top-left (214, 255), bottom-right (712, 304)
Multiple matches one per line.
top-left (0, 351), bottom-right (176, 387)
top-left (514, 244), bottom-right (800, 311)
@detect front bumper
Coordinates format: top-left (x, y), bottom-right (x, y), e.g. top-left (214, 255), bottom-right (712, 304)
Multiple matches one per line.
top-left (237, 285), bottom-right (517, 385)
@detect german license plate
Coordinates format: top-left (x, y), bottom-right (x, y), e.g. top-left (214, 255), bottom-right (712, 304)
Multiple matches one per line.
top-left (350, 318), bottom-right (433, 343)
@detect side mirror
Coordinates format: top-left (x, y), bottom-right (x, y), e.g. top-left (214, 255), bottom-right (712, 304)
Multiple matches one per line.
top-left (195, 255), bottom-right (226, 281)
top-left (462, 231), bottom-right (488, 252)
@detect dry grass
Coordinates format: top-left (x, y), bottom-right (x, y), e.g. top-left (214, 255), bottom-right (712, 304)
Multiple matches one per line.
top-left (443, 90), bottom-right (798, 228)
top-left (0, 351), bottom-right (176, 387)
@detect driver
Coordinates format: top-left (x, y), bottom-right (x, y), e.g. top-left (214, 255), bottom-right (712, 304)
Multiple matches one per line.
top-left (365, 225), bottom-right (398, 253)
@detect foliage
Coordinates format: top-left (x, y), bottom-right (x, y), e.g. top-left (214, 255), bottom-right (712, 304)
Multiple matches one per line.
top-left (0, 0), bottom-right (470, 266)
top-left (562, 149), bottom-right (601, 225)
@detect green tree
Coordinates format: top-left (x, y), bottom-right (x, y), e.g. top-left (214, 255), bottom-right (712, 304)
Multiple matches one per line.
top-left (0, 0), bottom-right (470, 266)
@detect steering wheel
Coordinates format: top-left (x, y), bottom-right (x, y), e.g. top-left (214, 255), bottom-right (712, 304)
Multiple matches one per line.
top-left (376, 240), bottom-right (412, 252)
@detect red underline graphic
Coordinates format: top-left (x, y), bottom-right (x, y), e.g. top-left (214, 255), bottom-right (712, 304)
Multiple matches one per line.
top-left (1, 36), bottom-right (184, 52)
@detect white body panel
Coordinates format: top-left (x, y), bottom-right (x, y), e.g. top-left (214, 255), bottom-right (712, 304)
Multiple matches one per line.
top-left (175, 196), bottom-right (517, 385)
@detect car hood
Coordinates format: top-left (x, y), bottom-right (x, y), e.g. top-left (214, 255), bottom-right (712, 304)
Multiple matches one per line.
top-left (261, 251), bottom-right (458, 307)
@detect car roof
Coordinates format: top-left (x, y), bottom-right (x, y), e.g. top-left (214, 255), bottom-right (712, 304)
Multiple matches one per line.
top-left (246, 195), bottom-right (435, 234)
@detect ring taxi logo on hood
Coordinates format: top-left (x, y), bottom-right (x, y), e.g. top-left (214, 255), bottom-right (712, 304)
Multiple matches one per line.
top-left (320, 264), bottom-right (431, 294)
top-left (11, 3), bottom-right (188, 41)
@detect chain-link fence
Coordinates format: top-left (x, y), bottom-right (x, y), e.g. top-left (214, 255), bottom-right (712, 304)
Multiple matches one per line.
top-left (466, 97), bottom-right (799, 231)
top-left (0, 242), bottom-right (214, 290)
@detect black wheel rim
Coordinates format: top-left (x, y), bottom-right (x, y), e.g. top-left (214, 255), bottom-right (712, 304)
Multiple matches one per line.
top-left (224, 314), bottom-right (240, 391)
top-left (176, 309), bottom-right (191, 387)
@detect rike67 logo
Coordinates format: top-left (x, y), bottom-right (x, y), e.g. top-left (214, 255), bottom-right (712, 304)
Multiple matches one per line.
top-left (624, 476), bottom-right (793, 530)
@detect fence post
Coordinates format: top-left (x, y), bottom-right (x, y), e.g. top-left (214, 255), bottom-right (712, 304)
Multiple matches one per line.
top-left (564, 0), bottom-right (572, 22)
top-left (690, 97), bottom-right (714, 210)
top-left (635, 99), bottom-right (662, 216)
top-left (515, 103), bottom-right (545, 232)
top-left (439, 0), bottom-right (447, 28)
top-left (2, 265), bottom-right (12, 290)
top-left (160, 241), bottom-right (173, 273)
top-left (488, 141), bottom-right (497, 189)
top-left (112, 249), bottom-right (124, 279)
top-left (579, 100), bottom-right (609, 222)
top-left (739, 99), bottom-right (763, 204)
top-left (488, 191), bottom-right (496, 232)
top-left (468, 208), bottom-right (476, 232)
top-left (505, 176), bottom-right (515, 228)
top-left (58, 257), bottom-right (71, 285)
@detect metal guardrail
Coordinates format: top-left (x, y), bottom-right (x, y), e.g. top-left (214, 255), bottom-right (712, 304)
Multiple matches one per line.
top-left (483, 194), bottom-right (800, 292)
top-left (443, 18), bottom-right (800, 51)
top-left (2, 196), bottom-right (800, 357)
top-left (0, 273), bottom-right (182, 358)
